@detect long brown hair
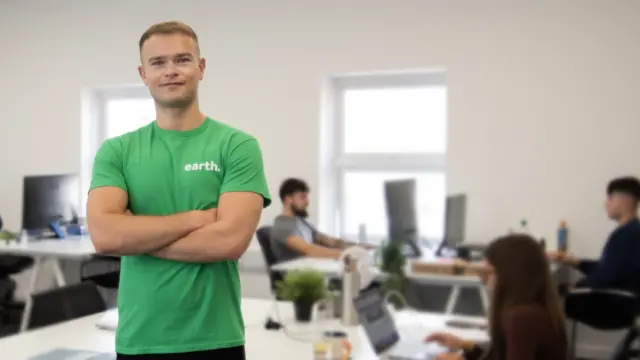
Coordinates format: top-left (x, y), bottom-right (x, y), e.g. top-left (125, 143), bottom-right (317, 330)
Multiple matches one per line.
top-left (483, 234), bottom-right (567, 359)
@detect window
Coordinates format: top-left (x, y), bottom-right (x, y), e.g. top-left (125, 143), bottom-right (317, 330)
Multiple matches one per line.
top-left (105, 98), bottom-right (155, 139)
top-left (320, 71), bottom-right (447, 244)
top-left (80, 86), bottom-right (155, 214)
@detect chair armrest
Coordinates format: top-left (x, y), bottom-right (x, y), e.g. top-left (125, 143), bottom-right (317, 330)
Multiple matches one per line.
top-left (568, 287), bottom-right (636, 299)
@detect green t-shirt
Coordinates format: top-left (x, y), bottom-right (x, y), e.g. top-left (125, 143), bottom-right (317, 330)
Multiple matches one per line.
top-left (90, 118), bottom-right (271, 355)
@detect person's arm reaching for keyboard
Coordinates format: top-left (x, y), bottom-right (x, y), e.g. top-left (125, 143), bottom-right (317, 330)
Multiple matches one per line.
top-left (286, 235), bottom-right (342, 259)
top-left (86, 140), bottom-right (215, 255)
top-left (151, 138), bottom-right (272, 263)
top-left (548, 251), bottom-right (598, 275)
top-left (576, 231), bottom-right (636, 289)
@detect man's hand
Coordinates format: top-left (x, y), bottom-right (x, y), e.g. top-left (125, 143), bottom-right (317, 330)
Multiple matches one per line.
top-left (547, 250), bottom-right (578, 266)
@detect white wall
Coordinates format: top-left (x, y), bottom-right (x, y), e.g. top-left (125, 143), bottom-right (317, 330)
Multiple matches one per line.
top-left (1, 0), bottom-right (639, 356)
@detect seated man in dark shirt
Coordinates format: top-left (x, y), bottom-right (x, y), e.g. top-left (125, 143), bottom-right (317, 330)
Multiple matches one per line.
top-left (548, 176), bottom-right (640, 294)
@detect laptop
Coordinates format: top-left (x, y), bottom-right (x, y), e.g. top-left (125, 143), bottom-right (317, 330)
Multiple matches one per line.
top-left (353, 288), bottom-right (449, 360)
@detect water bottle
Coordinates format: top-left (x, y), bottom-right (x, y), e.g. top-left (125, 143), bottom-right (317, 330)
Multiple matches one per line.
top-left (341, 255), bottom-right (360, 326)
top-left (557, 221), bottom-right (568, 252)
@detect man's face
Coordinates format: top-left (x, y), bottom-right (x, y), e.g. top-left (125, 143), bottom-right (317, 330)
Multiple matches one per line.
top-left (287, 191), bottom-right (309, 218)
top-left (138, 34), bottom-right (205, 109)
top-left (605, 193), bottom-right (631, 220)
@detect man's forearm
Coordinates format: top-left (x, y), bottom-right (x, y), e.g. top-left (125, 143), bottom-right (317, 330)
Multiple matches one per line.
top-left (308, 246), bottom-right (341, 259)
top-left (151, 221), bottom-right (251, 263)
top-left (335, 238), bottom-right (357, 249)
top-left (90, 212), bottom-right (202, 256)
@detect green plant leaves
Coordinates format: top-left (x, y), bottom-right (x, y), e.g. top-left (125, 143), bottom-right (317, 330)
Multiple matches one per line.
top-left (275, 269), bottom-right (328, 303)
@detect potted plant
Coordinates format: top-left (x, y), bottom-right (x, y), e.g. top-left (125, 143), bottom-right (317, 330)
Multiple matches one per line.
top-left (276, 269), bottom-right (328, 322)
top-left (379, 241), bottom-right (408, 309)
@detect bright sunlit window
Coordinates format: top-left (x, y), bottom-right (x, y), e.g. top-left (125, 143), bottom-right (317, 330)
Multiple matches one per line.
top-left (320, 72), bottom-right (448, 244)
top-left (80, 86), bottom-right (155, 214)
top-left (105, 98), bottom-right (155, 139)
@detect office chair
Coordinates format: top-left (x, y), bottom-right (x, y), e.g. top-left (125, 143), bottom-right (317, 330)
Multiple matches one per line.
top-left (80, 255), bottom-right (120, 289)
top-left (0, 255), bottom-right (34, 328)
top-left (28, 282), bottom-right (107, 330)
top-left (565, 287), bottom-right (639, 360)
top-left (255, 226), bottom-right (284, 298)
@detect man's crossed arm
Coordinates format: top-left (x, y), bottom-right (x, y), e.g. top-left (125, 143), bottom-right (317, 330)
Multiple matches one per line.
top-left (151, 192), bottom-right (263, 262)
top-left (87, 187), bottom-right (263, 262)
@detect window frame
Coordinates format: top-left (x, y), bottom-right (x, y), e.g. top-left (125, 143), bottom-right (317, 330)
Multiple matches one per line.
top-left (79, 85), bottom-right (152, 215)
top-left (319, 70), bottom-right (448, 244)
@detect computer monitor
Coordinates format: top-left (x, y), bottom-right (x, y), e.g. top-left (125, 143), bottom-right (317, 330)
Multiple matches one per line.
top-left (384, 179), bottom-right (422, 258)
top-left (436, 194), bottom-right (467, 257)
top-left (22, 174), bottom-right (80, 238)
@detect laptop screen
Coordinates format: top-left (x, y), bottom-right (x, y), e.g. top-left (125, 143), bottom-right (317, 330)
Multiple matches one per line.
top-left (353, 288), bottom-right (400, 354)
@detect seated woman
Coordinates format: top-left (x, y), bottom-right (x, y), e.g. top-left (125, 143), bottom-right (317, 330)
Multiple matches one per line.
top-left (426, 234), bottom-right (568, 360)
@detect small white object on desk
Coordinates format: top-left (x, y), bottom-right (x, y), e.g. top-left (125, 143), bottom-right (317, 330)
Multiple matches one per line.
top-left (95, 309), bottom-right (118, 332)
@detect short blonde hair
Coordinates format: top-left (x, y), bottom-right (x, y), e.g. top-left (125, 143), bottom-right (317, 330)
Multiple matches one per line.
top-left (138, 21), bottom-right (199, 52)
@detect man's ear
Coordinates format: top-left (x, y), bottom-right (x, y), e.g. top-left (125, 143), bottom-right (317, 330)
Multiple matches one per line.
top-left (199, 58), bottom-right (206, 81)
top-left (138, 65), bottom-right (148, 85)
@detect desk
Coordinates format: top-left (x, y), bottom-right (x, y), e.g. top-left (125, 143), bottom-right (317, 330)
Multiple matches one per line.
top-left (271, 257), bottom-right (489, 315)
top-left (0, 236), bottom-right (96, 332)
top-left (0, 297), bottom-right (488, 360)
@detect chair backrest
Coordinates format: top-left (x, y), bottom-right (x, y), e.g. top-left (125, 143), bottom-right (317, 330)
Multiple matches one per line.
top-left (256, 226), bottom-right (277, 267)
top-left (80, 256), bottom-right (121, 289)
top-left (28, 282), bottom-right (107, 330)
top-left (566, 289), bottom-right (638, 330)
top-left (255, 226), bottom-right (285, 294)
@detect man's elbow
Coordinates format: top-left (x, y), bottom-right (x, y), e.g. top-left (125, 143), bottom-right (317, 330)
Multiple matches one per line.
top-left (90, 232), bottom-right (122, 255)
top-left (87, 220), bottom-right (124, 255)
top-left (218, 232), bottom-right (253, 261)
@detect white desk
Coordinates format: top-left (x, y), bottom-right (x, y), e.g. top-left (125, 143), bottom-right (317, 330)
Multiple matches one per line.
top-left (271, 257), bottom-right (489, 315)
top-left (0, 297), bottom-right (488, 360)
top-left (0, 236), bottom-right (96, 332)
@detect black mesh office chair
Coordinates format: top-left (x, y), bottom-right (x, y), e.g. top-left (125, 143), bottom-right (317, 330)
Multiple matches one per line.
top-left (255, 226), bottom-right (284, 297)
top-left (28, 282), bottom-right (107, 330)
top-left (80, 255), bottom-right (121, 289)
top-left (0, 255), bottom-right (34, 328)
top-left (565, 287), bottom-right (639, 360)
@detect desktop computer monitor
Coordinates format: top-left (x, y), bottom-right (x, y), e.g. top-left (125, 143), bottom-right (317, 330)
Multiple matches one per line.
top-left (384, 179), bottom-right (422, 258)
top-left (436, 193), bottom-right (467, 257)
top-left (22, 174), bottom-right (80, 238)
top-left (444, 194), bottom-right (466, 247)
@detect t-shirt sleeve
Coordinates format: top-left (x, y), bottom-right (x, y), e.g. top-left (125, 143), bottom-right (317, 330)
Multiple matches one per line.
top-left (220, 138), bottom-right (271, 208)
top-left (90, 139), bottom-right (128, 192)
top-left (272, 217), bottom-right (298, 246)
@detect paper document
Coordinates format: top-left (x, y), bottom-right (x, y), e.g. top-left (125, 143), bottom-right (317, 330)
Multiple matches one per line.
top-left (95, 308), bottom-right (118, 332)
top-left (28, 348), bottom-right (115, 360)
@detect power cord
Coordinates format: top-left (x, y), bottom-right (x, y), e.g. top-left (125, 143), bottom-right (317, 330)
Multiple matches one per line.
top-left (264, 294), bottom-right (337, 342)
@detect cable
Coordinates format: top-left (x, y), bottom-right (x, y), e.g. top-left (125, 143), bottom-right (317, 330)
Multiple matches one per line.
top-left (264, 294), bottom-right (338, 342)
top-left (383, 289), bottom-right (408, 311)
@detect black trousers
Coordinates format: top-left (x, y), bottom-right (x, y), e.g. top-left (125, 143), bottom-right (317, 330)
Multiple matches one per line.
top-left (117, 346), bottom-right (245, 360)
